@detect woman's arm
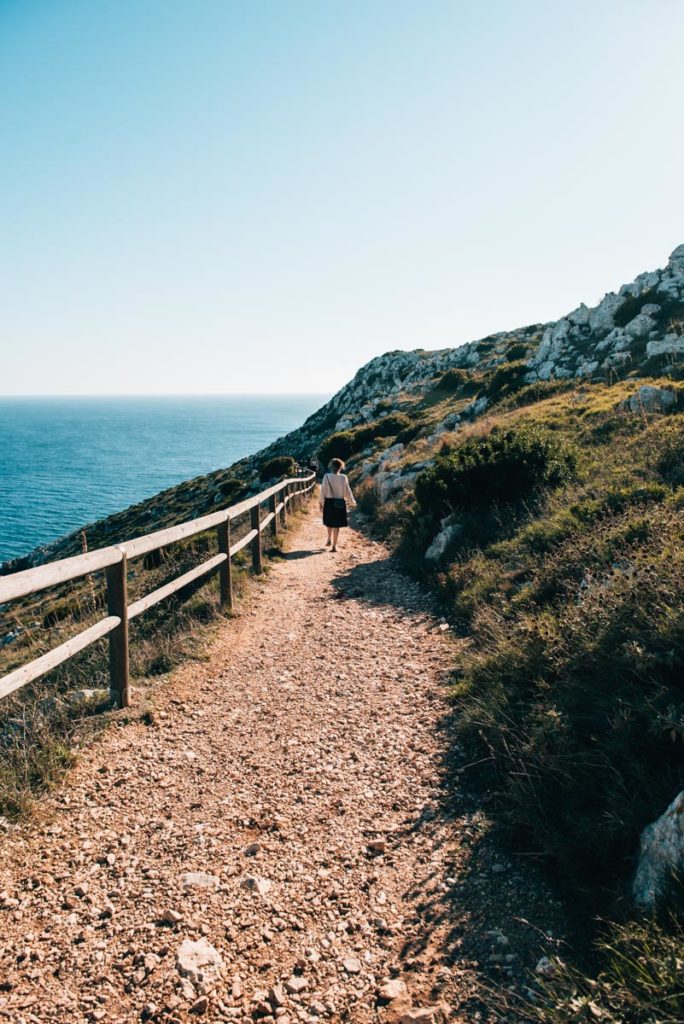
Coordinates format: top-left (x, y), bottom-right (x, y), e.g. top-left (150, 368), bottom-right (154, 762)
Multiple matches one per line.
top-left (319, 474), bottom-right (330, 510)
top-left (344, 477), bottom-right (357, 507)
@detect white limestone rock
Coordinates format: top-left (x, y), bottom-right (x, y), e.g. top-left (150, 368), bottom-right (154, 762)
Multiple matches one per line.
top-left (567, 302), bottom-right (590, 327)
top-left (633, 790), bottom-right (684, 911)
top-left (589, 292), bottom-right (624, 335)
top-left (176, 938), bottom-right (225, 989)
top-left (624, 313), bottom-right (656, 339)
top-left (668, 243), bottom-right (684, 274)
top-left (182, 872), bottom-right (220, 890)
top-left (620, 269), bottom-right (661, 298)
top-left (399, 1006), bottom-right (450, 1024)
top-left (425, 519), bottom-right (461, 563)
top-left (377, 468), bottom-right (419, 503)
top-left (657, 275), bottom-right (684, 300)
top-left (378, 979), bottom-right (408, 1003)
top-left (646, 334), bottom-right (684, 358)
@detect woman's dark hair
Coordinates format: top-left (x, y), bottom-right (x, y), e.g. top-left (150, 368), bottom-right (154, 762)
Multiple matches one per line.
top-left (329, 458), bottom-right (345, 473)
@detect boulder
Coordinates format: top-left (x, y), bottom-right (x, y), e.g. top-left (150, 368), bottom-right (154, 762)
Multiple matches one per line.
top-left (567, 302), bottom-right (590, 327)
top-left (668, 243), bottom-right (684, 274)
top-left (588, 292), bottom-right (624, 335)
top-left (633, 789), bottom-right (684, 911)
top-left (646, 334), bottom-right (684, 359)
top-left (657, 275), bottom-right (684, 300)
top-left (623, 312), bottom-right (656, 340)
top-left (425, 520), bottom-right (461, 563)
top-left (619, 385), bottom-right (677, 413)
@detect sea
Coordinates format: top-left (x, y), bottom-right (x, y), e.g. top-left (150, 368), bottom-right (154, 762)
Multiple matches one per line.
top-left (0, 395), bottom-right (328, 565)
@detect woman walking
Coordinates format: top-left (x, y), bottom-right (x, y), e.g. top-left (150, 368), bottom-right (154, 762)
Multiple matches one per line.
top-left (320, 458), bottom-right (356, 551)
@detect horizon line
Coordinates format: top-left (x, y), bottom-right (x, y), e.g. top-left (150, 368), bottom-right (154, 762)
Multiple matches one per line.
top-left (0, 391), bottom-right (332, 398)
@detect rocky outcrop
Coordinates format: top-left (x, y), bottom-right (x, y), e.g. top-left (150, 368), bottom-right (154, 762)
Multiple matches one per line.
top-left (619, 385), bottom-right (678, 414)
top-left (633, 790), bottom-right (684, 912)
top-left (526, 245), bottom-right (684, 383)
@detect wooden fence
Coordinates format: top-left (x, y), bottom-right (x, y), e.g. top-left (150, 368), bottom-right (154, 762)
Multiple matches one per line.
top-left (0, 471), bottom-right (316, 709)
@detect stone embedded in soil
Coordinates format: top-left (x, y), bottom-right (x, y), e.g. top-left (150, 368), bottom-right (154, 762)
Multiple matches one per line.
top-left (176, 938), bottom-right (224, 988)
top-left (378, 978), bottom-right (408, 1003)
top-left (399, 1006), bottom-right (451, 1024)
top-left (535, 956), bottom-right (557, 978)
top-left (189, 995), bottom-right (209, 1014)
top-left (285, 975), bottom-right (308, 994)
top-left (269, 984), bottom-right (287, 1007)
top-left (241, 875), bottom-right (272, 896)
top-left (342, 956), bottom-right (362, 974)
top-left (182, 872), bottom-right (220, 890)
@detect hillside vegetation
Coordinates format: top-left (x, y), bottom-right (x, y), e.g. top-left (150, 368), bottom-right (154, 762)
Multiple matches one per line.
top-left (324, 377), bottom-right (683, 1020)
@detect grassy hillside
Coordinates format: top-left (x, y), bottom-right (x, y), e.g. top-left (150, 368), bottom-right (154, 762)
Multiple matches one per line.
top-left (325, 373), bottom-right (684, 1021)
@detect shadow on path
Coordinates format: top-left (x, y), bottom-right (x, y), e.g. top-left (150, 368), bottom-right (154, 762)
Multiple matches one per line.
top-left (280, 548), bottom-right (325, 560)
top-left (327, 526), bottom-right (569, 1020)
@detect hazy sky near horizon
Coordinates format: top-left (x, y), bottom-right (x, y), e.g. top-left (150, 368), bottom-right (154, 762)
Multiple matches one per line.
top-left (2, 1), bottom-right (683, 396)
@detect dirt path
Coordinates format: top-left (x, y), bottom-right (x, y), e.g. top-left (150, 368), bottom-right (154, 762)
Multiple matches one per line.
top-left (0, 503), bottom-right (563, 1024)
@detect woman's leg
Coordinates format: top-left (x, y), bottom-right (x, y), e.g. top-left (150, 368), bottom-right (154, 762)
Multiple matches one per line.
top-left (325, 526), bottom-right (333, 546)
top-left (331, 527), bottom-right (340, 550)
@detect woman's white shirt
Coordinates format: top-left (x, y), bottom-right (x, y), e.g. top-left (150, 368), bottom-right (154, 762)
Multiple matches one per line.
top-left (320, 473), bottom-right (356, 506)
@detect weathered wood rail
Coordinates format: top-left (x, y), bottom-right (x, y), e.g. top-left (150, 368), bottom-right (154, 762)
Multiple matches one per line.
top-left (0, 471), bottom-right (316, 708)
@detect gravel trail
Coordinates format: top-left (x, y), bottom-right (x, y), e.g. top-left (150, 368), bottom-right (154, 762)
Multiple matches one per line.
top-left (0, 502), bottom-right (561, 1024)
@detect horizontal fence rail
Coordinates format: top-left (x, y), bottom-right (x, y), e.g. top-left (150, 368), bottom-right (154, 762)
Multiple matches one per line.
top-left (0, 471), bottom-right (316, 708)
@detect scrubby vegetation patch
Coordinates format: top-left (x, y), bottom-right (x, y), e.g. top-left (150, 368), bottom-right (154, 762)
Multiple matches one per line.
top-left (414, 425), bottom-right (578, 522)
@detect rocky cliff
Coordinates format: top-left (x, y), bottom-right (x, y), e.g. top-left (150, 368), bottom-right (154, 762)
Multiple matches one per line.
top-left (277, 243), bottom-right (684, 448)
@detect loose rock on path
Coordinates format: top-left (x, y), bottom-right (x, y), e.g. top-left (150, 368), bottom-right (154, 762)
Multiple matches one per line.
top-left (0, 503), bottom-right (563, 1023)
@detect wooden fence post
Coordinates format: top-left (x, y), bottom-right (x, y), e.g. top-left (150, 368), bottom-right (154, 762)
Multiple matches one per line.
top-left (269, 493), bottom-right (278, 537)
top-left (250, 505), bottom-right (263, 574)
top-left (217, 518), bottom-right (232, 609)
top-left (106, 554), bottom-right (130, 709)
top-left (282, 483), bottom-right (289, 523)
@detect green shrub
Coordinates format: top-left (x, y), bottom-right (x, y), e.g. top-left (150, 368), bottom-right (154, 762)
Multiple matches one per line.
top-left (318, 414), bottom-right (412, 466)
top-left (432, 368), bottom-right (471, 391)
top-left (414, 425), bottom-right (578, 522)
top-left (505, 342), bottom-right (529, 361)
top-left (396, 422), bottom-right (424, 445)
top-left (217, 477), bottom-right (246, 499)
top-left (485, 359), bottom-right (529, 399)
top-left (318, 430), bottom-right (357, 465)
top-left (373, 412), bottom-right (411, 437)
top-left (259, 456), bottom-right (295, 481)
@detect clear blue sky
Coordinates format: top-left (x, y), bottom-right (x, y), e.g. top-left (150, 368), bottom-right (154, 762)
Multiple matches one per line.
top-left (2, 0), bottom-right (683, 396)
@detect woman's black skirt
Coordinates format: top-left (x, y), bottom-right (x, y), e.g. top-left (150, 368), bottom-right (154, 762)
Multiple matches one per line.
top-left (323, 498), bottom-right (348, 528)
